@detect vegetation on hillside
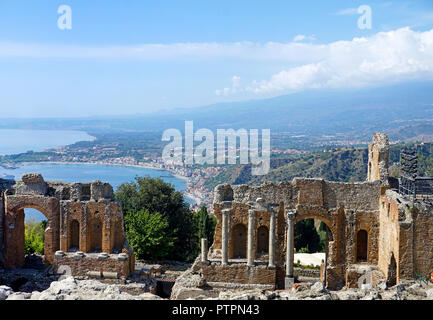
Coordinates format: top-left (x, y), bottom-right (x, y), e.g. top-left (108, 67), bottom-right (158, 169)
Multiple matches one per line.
top-left (205, 141), bottom-right (433, 191)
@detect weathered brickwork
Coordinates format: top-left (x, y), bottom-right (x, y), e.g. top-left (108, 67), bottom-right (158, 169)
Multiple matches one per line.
top-left (201, 262), bottom-right (276, 285)
top-left (0, 174), bottom-right (134, 278)
top-left (200, 133), bottom-right (433, 289)
top-left (54, 252), bottom-right (131, 279)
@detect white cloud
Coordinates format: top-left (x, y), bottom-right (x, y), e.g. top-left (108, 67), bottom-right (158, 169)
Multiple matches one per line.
top-left (2, 27), bottom-right (433, 98)
top-left (293, 35), bottom-right (306, 42)
top-left (216, 76), bottom-right (241, 96)
top-left (293, 34), bottom-right (316, 42)
top-left (228, 27), bottom-right (433, 96)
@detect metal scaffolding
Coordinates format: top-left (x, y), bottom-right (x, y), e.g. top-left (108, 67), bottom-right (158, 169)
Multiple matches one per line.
top-left (398, 148), bottom-right (433, 202)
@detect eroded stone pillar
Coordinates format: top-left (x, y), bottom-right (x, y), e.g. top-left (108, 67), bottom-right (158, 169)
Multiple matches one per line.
top-left (247, 209), bottom-right (255, 267)
top-left (268, 208), bottom-right (276, 269)
top-left (221, 209), bottom-right (229, 265)
top-left (201, 238), bottom-right (208, 264)
top-left (285, 209), bottom-right (296, 289)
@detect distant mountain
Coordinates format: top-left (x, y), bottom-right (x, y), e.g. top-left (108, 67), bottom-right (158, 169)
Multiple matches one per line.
top-left (1, 81), bottom-right (433, 142)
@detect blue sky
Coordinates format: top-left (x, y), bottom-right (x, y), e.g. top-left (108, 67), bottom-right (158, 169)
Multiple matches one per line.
top-left (0, 0), bottom-right (433, 117)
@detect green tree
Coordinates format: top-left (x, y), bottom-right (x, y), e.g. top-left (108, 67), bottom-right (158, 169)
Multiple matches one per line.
top-left (294, 219), bottom-right (322, 253)
top-left (124, 209), bottom-right (175, 261)
top-left (116, 176), bottom-right (197, 261)
top-left (194, 206), bottom-right (217, 249)
top-left (24, 220), bottom-right (45, 255)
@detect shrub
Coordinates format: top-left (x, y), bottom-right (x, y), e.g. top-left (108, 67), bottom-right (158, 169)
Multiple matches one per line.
top-left (298, 247), bottom-right (309, 253)
top-left (25, 220), bottom-right (45, 255)
top-left (124, 209), bottom-right (176, 261)
top-left (116, 176), bottom-right (197, 261)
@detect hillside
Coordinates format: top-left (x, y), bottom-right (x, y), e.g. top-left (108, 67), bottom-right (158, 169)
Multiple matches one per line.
top-left (205, 141), bottom-right (433, 190)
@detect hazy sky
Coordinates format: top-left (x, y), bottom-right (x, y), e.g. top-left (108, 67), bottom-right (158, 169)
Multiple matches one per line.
top-left (0, 0), bottom-right (433, 118)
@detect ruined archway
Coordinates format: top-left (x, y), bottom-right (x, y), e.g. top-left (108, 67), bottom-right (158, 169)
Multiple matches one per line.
top-left (231, 223), bottom-right (247, 258)
top-left (386, 253), bottom-right (397, 286)
top-left (257, 226), bottom-right (269, 256)
top-left (293, 216), bottom-right (336, 287)
top-left (3, 197), bottom-right (60, 269)
top-left (1, 173), bottom-right (135, 279)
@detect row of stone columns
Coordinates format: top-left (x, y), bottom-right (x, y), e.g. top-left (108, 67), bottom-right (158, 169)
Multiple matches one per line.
top-left (220, 204), bottom-right (277, 269)
top-left (211, 205), bottom-right (300, 289)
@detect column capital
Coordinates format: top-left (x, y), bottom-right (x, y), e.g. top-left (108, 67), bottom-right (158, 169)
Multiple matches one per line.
top-left (222, 208), bottom-right (230, 216)
top-left (286, 209), bottom-right (296, 220)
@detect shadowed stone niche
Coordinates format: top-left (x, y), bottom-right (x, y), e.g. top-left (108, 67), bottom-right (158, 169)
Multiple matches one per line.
top-left (0, 174), bottom-right (135, 279)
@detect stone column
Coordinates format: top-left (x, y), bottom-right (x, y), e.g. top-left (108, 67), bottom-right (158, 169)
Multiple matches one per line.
top-left (221, 209), bottom-right (229, 265)
top-left (285, 209), bottom-right (296, 289)
top-left (268, 208), bottom-right (276, 269)
top-left (247, 209), bottom-right (255, 267)
top-left (0, 193), bottom-right (4, 251)
top-left (201, 238), bottom-right (209, 264)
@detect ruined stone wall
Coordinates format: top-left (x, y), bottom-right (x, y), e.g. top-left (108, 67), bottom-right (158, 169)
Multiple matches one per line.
top-left (412, 204), bottom-right (433, 280)
top-left (191, 132), bottom-right (433, 290)
top-left (201, 262), bottom-right (276, 286)
top-left (378, 190), bottom-right (402, 283)
top-left (208, 176), bottom-right (382, 289)
top-left (377, 189), bottom-right (433, 283)
top-left (367, 132), bottom-right (389, 184)
top-left (54, 252), bottom-right (131, 279)
top-left (0, 173), bottom-right (134, 277)
top-left (323, 181), bottom-right (381, 211)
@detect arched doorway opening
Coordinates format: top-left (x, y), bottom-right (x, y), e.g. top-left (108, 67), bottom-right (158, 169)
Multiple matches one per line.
top-left (293, 218), bottom-right (334, 286)
top-left (231, 223), bottom-right (247, 258)
top-left (69, 219), bottom-right (80, 251)
top-left (3, 196), bottom-right (59, 269)
top-left (386, 253), bottom-right (397, 286)
top-left (257, 226), bottom-right (269, 256)
top-left (356, 230), bottom-right (368, 262)
top-left (22, 208), bottom-right (48, 269)
top-left (294, 219), bottom-right (327, 254)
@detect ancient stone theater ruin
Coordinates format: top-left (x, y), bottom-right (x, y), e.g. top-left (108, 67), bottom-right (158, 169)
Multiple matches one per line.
top-left (195, 133), bottom-right (433, 290)
top-left (0, 174), bottom-right (134, 279)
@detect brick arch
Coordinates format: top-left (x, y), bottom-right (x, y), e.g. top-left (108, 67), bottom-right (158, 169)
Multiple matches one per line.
top-left (294, 214), bottom-right (336, 240)
top-left (293, 213), bottom-right (339, 268)
top-left (3, 195), bottom-right (60, 268)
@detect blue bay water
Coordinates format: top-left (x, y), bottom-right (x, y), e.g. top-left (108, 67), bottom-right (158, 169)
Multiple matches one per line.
top-left (0, 129), bottom-right (95, 155)
top-left (1, 163), bottom-right (192, 222)
top-left (0, 129), bottom-right (193, 221)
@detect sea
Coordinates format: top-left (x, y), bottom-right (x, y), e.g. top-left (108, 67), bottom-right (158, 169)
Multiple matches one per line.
top-left (0, 129), bottom-right (191, 222)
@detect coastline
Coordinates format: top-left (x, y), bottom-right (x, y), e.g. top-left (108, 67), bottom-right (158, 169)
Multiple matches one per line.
top-left (3, 160), bottom-right (199, 203)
